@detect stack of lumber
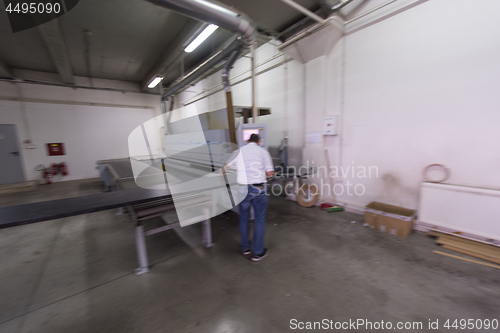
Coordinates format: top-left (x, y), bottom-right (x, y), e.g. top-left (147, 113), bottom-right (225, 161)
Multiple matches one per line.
top-left (429, 231), bottom-right (500, 265)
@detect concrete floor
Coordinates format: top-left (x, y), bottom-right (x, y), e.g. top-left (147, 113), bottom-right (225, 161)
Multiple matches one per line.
top-left (0, 179), bottom-right (499, 333)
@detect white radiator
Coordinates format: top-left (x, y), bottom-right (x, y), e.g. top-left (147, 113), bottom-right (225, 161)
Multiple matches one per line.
top-left (418, 182), bottom-right (500, 241)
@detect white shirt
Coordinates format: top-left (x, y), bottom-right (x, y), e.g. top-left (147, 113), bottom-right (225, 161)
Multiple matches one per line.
top-left (226, 143), bottom-right (274, 185)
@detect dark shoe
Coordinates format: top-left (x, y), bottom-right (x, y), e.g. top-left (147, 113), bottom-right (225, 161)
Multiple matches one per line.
top-left (242, 249), bottom-right (252, 255)
top-left (251, 248), bottom-right (269, 262)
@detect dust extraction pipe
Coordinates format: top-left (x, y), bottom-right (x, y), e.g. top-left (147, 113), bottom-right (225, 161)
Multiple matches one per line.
top-left (143, 0), bottom-right (257, 143)
top-left (221, 47), bottom-right (242, 143)
top-left (144, 0), bottom-right (256, 96)
top-left (163, 38), bottom-right (240, 97)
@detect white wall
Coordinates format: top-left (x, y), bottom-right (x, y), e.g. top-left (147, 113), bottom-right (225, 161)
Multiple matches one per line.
top-left (302, 45), bottom-right (344, 203)
top-left (0, 75), bottom-right (161, 182)
top-left (312, 0), bottom-right (500, 210)
top-left (176, 42), bottom-right (305, 168)
top-left (174, 0), bottom-right (500, 213)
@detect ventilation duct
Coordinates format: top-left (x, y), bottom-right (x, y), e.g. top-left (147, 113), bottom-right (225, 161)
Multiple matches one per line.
top-left (143, 0), bottom-right (257, 100)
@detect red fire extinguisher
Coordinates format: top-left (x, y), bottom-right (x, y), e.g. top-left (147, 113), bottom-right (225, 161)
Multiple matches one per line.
top-left (36, 164), bottom-right (49, 185)
top-left (60, 162), bottom-right (68, 176)
top-left (45, 168), bottom-right (53, 184)
top-left (51, 163), bottom-right (59, 175)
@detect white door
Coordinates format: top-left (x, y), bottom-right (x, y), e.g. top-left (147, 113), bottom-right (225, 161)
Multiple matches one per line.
top-left (0, 124), bottom-right (25, 184)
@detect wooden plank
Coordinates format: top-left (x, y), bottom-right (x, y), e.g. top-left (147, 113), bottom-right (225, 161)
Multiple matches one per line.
top-left (433, 251), bottom-right (500, 270)
top-left (436, 237), bottom-right (500, 259)
top-left (429, 231), bottom-right (500, 248)
top-left (429, 231), bottom-right (456, 237)
top-left (441, 245), bottom-right (500, 265)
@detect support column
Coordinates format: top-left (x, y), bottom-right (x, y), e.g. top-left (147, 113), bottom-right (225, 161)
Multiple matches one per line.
top-left (134, 222), bottom-right (150, 275)
top-left (251, 42), bottom-right (258, 123)
top-left (201, 219), bottom-right (214, 248)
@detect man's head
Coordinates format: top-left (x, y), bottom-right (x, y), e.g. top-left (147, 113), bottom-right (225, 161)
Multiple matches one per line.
top-left (248, 133), bottom-right (260, 145)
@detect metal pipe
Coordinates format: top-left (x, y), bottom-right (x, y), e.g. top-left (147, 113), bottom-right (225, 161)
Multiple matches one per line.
top-left (331, 0), bottom-right (356, 11)
top-left (276, 8), bottom-right (325, 39)
top-left (181, 52), bottom-right (285, 103)
top-left (346, 0), bottom-right (399, 24)
top-left (222, 48), bottom-right (242, 90)
top-left (278, 15), bottom-right (344, 51)
top-left (278, 22), bottom-right (325, 51)
top-left (280, 0), bottom-right (415, 51)
top-left (160, 85), bottom-right (171, 135)
top-left (163, 39), bottom-right (240, 98)
top-left (277, 1), bottom-right (354, 41)
top-left (160, 100), bottom-right (168, 134)
top-left (277, 0), bottom-right (372, 51)
top-left (345, 0), bottom-right (429, 35)
top-left (145, 0), bottom-right (255, 47)
top-left (141, 20), bottom-right (202, 91)
top-left (279, 0), bottom-right (325, 24)
top-left (283, 53), bottom-right (288, 137)
top-left (279, 0), bottom-right (343, 30)
top-left (250, 43), bottom-right (257, 122)
top-left (301, 64), bottom-right (306, 151)
top-left (0, 78), bottom-right (159, 96)
top-left (182, 57), bottom-right (293, 106)
top-left (144, 0), bottom-right (257, 98)
top-left (338, 36), bottom-right (346, 176)
top-left (0, 95), bottom-right (156, 110)
top-left (169, 95), bottom-right (175, 111)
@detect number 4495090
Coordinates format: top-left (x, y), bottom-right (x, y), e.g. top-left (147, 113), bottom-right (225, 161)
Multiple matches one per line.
top-left (6, 2), bottom-right (61, 14)
top-left (444, 319), bottom-right (498, 330)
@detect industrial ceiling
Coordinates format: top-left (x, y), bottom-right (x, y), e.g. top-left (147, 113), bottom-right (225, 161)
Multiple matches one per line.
top-left (0, 0), bottom-right (368, 91)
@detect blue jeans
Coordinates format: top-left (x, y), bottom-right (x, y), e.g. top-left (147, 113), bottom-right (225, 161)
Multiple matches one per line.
top-left (238, 184), bottom-right (268, 255)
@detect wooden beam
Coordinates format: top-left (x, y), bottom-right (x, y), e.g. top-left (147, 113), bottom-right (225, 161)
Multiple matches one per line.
top-left (225, 91), bottom-right (237, 145)
top-left (442, 245), bottom-right (500, 265)
top-left (428, 230), bottom-right (500, 248)
top-left (434, 237), bottom-right (500, 259)
top-left (433, 251), bottom-right (500, 270)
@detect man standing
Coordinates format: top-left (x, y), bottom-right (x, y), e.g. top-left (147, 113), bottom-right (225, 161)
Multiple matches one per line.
top-left (225, 133), bottom-right (274, 261)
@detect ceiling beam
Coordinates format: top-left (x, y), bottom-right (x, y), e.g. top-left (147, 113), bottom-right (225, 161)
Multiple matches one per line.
top-left (0, 58), bottom-right (13, 78)
top-left (38, 20), bottom-right (74, 84)
top-left (141, 20), bottom-right (203, 91)
top-left (279, 0), bottom-right (326, 24)
top-left (279, 0), bottom-right (343, 30)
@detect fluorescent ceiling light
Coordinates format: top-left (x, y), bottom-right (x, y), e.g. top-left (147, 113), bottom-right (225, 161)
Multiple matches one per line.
top-left (184, 24), bottom-right (218, 53)
top-left (148, 76), bottom-right (163, 88)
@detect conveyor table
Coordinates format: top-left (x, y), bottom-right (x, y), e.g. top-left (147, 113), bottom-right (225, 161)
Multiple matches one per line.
top-left (97, 158), bottom-right (214, 275)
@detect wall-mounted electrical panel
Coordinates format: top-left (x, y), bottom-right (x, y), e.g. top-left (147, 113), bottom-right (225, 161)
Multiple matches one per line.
top-left (323, 115), bottom-right (338, 136)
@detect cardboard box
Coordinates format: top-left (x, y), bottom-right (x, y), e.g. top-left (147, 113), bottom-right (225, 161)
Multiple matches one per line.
top-left (364, 202), bottom-right (415, 238)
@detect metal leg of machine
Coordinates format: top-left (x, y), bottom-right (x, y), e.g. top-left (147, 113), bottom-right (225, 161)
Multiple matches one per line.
top-left (201, 219), bottom-right (214, 248)
top-left (134, 223), bottom-right (150, 275)
top-left (133, 214), bottom-right (212, 275)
